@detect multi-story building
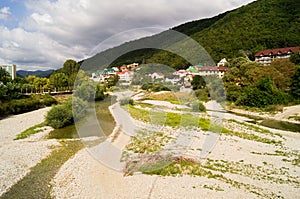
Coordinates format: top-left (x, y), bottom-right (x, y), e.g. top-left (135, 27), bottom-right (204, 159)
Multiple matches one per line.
top-left (0, 64), bottom-right (16, 80)
top-left (198, 66), bottom-right (229, 78)
top-left (255, 46), bottom-right (300, 66)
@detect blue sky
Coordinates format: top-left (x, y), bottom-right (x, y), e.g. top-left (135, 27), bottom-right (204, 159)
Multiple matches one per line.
top-left (0, 0), bottom-right (255, 70)
top-left (0, 0), bottom-right (27, 28)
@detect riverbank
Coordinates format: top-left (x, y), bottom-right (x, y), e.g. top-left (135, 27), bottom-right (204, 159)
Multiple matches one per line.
top-left (50, 97), bottom-right (300, 198)
top-left (0, 107), bottom-right (61, 196)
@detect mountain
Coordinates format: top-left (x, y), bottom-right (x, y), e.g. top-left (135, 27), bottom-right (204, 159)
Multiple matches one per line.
top-left (17, 69), bottom-right (54, 78)
top-left (81, 0), bottom-right (300, 70)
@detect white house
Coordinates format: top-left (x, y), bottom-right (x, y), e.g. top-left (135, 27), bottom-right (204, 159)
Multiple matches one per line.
top-left (255, 46), bottom-right (300, 66)
top-left (217, 58), bottom-right (228, 67)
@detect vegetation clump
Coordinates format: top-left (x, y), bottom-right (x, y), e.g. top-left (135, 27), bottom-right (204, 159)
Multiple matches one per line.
top-left (45, 97), bottom-right (88, 129)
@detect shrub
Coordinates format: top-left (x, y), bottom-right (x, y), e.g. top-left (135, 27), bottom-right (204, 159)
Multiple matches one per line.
top-left (45, 103), bottom-right (73, 129)
top-left (191, 101), bottom-right (206, 112)
top-left (194, 89), bottom-right (209, 102)
top-left (45, 96), bottom-right (88, 129)
top-left (72, 97), bottom-right (88, 121)
top-left (120, 97), bottom-right (134, 106)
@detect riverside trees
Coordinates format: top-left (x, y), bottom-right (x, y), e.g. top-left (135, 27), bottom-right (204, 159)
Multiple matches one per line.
top-left (223, 57), bottom-right (298, 108)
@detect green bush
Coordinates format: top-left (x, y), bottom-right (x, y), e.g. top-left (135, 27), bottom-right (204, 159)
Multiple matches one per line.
top-left (120, 97), bottom-right (134, 106)
top-left (45, 96), bottom-right (88, 129)
top-left (191, 101), bottom-right (206, 112)
top-left (194, 89), bottom-right (209, 102)
top-left (46, 103), bottom-right (73, 129)
top-left (0, 94), bottom-right (57, 116)
top-left (141, 83), bottom-right (171, 92)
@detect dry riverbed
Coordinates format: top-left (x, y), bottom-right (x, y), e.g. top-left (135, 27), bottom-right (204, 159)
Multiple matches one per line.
top-left (0, 98), bottom-right (299, 198)
top-left (51, 100), bottom-right (300, 198)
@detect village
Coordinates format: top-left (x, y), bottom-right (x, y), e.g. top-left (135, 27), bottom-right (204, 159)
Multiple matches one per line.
top-left (90, 58), bottom-right (229, 88)
top-left (89, 46), bottom-right (300, 89)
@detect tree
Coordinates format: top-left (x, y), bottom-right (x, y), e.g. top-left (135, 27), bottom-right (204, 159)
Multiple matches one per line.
top-left (268, 59), bottom-right (296, 90)
top-left (0, 68), bottom-right (11, 84)
top-left (290, 67), bottom-right (300, 99)
top-left (33, 77), bottom-right (49, 89)
top-left (191, 75), bottom-right (206, 90)
top-left (62, 59), bottom-right (80, 76)
top-left (25, 75), bottom-right (38, 85)
top-left (49, 72), bottom-right (68, 89)
top-left (236, 77), bottom-right (288, 107)
top-left (290, 52), bottom-right (300, 65)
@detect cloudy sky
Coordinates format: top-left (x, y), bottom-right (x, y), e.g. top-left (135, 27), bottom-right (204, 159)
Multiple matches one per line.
top-left (0, 0), bottom-right (254, 70)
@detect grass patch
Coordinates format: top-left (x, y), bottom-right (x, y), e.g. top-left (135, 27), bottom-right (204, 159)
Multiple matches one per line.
top-left (260, 119), bottom-right (300, 132)
top-left (128, 105), bottom-right (279, 144)
top-left (14, 122), bottom-right (46, 140)
top-left (0, 140), bottom-right (84, 199)
top-left (135, 158), bottom-right (282, 198)
top-left (147, 91), bottom-right (195, 105)
top-left (127, 105), bottom-right (211, 129)
top-left (288, 115), bottom-right (300, 121)
top-left (220, 127), bottom-right (280, 145)
top-left (228, 119), bottom-right (281, 137)
top-left (126, 131), bottom-right (172, 153)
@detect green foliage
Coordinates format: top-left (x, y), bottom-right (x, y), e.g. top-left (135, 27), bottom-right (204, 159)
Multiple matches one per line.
top-left (0, 94), bottom-right (57, 116)
top-left (45, 97), bottom-right (88, 129)
top-left (194, 88), bottom-right (209, 102)
top-left (141, 83), bottom-right (171, 92)
top-left (191, 75), bottom-right (206, 90)
top-left (46, 100), bottom-right (73, 129)
top-left (120, 97), bottom-right (134, 106)
top-left (290, 67), bottom-right (300, 99)
top-left (191, 101), bottom-right (206, 112)
top-left (236, 77), bottom-right (289, 107)
top-left (0, 68), bottom-right (11, 84)
top-left (5, 82), bottom-right (21, 100)
top-left (62, 59), bottom-right (80, 76)
top-left (74, 82), bottom-right (104, 102)
top-left (15, 122), bottom-right (46, 140)
top-left (49, 72), bottom-right (68, 88)
top-left (290, 52), bottom-right (300, 65)
top-left (84, 0), bottom-right (300, 69)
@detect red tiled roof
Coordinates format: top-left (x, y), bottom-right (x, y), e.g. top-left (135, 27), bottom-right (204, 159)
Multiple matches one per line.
top-left (199, 66), bottom-right (218, 71)
top-left (255, 46), bottom-right (300, 57)
top-left (218, 66), bottom-right (229, 72)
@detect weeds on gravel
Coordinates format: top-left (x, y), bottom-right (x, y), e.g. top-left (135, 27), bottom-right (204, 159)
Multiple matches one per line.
top-left (127, 105), bottom-right (280, 145)
top-left (126, 131), bottom-right (172, 153)
top-left (136, 158), bottom-right (282, 198)
top-left (0, 140), bottom-right (84, 199)
top-left (14, 122), bottom-right (46, 140)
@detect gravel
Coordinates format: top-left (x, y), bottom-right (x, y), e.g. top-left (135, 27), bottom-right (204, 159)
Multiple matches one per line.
top-left (0, 108), bottom-right (60, 196)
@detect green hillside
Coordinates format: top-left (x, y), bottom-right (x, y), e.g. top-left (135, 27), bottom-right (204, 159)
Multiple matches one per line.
top-left (81, 0), bottom-right (300, 70)
top-left (191, 0), bottom-right (300, 61)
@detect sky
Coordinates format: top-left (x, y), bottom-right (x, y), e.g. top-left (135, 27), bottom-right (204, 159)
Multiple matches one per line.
top-left (0, 0), bottom-right (255, 71)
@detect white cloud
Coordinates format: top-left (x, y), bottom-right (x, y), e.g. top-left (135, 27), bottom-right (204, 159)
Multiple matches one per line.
top-left (0, 0), bottom-right (255, 70)
top-left (0, 7), bottom-right (11, 20)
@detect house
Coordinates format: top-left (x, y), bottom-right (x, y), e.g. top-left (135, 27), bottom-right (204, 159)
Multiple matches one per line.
top-left (198, 66), bottom-right (228, 78)
top-left (255, 46), bottom-right (300, 66)
top-left (116, 71), bottom-right (133, 82)
top-left (127, 63), bottom-right (139, 70)
top-left (176, 69), bottom-right (187, 78)
top-left (165, 74), bottom-right (181, 85)
top-left (150, 72), bottom-right (164, 80)
top-left (217, 58), bottom-right (228, 67)
top-left (187, 65), bottom-right (199, 74)
top-left (120, 65), bottom-right (127, 72)
top-left (0, 64), bottom-right (16, 80)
